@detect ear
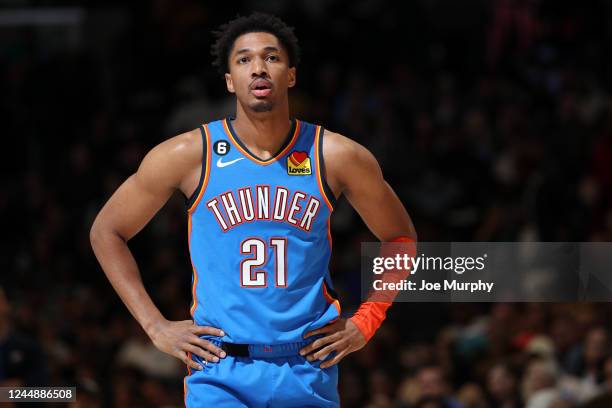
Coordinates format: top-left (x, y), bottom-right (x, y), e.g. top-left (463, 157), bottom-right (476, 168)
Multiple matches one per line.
top-left (287, 67), bottom-right (296, 88)
top-left (225, 73), bottom-right (235, 93)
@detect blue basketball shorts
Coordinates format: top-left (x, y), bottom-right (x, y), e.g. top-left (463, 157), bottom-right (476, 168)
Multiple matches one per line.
top-left (183, 349), bottom-right (339, 407)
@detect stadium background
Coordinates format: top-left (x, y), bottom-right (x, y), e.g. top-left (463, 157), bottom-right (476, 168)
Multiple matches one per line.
top-left (3, 1), bottom-right (612, 407)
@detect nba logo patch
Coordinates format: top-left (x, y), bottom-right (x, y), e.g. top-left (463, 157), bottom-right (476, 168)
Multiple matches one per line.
top-left (287, 151), bottom-right (311, 175)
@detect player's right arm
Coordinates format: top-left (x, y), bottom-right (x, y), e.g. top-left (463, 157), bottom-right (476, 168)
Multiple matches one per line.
top-left (89, 129), bottom-right (225, 370)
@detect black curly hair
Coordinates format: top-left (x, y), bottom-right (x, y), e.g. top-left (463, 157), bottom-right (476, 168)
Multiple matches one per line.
top-left (211, 12), bottom-right (300, 76)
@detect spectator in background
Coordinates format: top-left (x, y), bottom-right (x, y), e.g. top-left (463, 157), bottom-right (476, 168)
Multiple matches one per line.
top-left (583, 355), bottom-right (612, 408)
top-left (415, 366), bottom-right (465, 408)
top-left (550, 315), bottom-right (580, 375)
top-left (114, 320), bottom-right (182, 381)
top-left (456, 382), bottom-right (489, 408)
top-left (521, 358), bottom-right (564, 408)
top-left (0, 286), bottom-right (49, 387)
top-left (73, 377), bottom-right (102, 408)
top-left (415, 396), bottom-right (452, 408)
top-left (568, 327), bottom-right (610, 402)
top-left (603, 356), bottom-right (612, 394)
top-left (487, 362), bottom-right (521, 408)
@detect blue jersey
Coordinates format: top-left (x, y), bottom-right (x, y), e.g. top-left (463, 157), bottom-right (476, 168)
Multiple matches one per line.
top-left (184, 117), bottom-right (340, 344)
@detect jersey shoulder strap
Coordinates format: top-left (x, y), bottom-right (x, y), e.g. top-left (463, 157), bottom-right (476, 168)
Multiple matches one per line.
top-left (185, 123), bottom-right (212, 212)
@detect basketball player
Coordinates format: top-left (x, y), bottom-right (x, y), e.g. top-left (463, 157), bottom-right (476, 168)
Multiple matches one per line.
top-left (90, 12), bottom-right (416, 407)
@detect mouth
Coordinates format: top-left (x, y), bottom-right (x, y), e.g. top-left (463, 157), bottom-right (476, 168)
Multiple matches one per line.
top-left (250, 79), bottom-right (273, 98)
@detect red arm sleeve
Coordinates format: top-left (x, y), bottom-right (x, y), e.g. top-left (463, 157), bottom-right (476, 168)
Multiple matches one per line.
top-left (349, 236), bottom-right (417, 342)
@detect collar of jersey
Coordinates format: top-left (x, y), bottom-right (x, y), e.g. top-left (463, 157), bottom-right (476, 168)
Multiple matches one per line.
top-left (222, 117), bottom-right (300, 166)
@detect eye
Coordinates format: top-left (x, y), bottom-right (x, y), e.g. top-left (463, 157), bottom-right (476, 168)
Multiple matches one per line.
top-left (266, 55), bottom-right (279, 62)
top-left (238, 56), bottom-right (249, 64)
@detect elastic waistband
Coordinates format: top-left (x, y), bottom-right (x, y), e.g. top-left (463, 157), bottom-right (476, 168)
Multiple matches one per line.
top-left (209, 339), bottom-right (312, 359)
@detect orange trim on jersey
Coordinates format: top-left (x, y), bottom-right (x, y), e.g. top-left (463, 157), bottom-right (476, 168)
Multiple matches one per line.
top-left (326, 218), bottom-right (332, 252)
top-left (184, 125), bottom-right (209, 407)
top-left (222, 118), bottom-right (301, 165)
top-left (323, 281), bottom-right (341, 316)
top-left (187, 214), bottom-right (199, 317)
top-left (314, 125), bottom-right (334, 212)
top-left (187, 124), bottom-right (212, 214)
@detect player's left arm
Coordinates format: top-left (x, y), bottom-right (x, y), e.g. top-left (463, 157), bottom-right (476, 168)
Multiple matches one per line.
top-left (300, 131), bottom-right (417, 368)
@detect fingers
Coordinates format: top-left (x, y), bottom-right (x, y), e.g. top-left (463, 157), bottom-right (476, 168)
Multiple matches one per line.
top-left (303, 323), bottom-right (336, 339)
top-left (310, 340), bottom-right (345, 362)
top-left (191, 325), bottom-right (225, 337)
top-left (299, 332), bottom-right (340, 356)
top-left (179, 351), bottom-right (203, 371)
top-left (320, 348), bottom-right (349, 369)
top-left (187, 324), bottom-right (226, 358)
top-left (183, 343), bottom-right (219, 363)
top-left (192, 337), bottom-right (226, 358)
top-left (181, 322), bottom-right (226, 363)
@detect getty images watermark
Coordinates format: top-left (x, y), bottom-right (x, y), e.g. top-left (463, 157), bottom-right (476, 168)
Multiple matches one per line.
top-left (372, 252), bottom-right (493, 293)
top-left (361, 242), bottom-right (612, 302)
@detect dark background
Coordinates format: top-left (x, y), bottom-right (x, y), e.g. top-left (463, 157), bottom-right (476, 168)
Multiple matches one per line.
top-left (2, 1), bottom-right (612, 407)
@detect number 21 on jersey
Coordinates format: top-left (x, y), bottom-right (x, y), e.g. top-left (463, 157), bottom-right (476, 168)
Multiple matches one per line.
top-left (240, 238), bottom-right (287, 288)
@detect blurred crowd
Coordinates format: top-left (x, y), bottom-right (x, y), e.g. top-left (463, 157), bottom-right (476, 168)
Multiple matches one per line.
top-left (2, 0), bottom-right (612, 407)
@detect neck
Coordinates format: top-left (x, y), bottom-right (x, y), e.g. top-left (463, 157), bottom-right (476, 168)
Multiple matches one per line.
top-left (231, 102), bottom-right (292, 157)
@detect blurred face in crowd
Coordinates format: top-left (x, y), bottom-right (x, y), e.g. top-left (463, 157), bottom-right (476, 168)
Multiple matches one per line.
top-left (225, 32), bottom-right (296, 113)
top-left (369, 369), bottom-right (393, 397)
top-left (603, 356), bottom-right (612, 391)
top-left (521, 360), bottom-right (557, 400)
top-left (487, 364), bottom-right (516, 401)
top-left (584, 327), bottom-right (609, 367)
top-left (416, 367), bottom-right (449, 398)
top-left (550, 317), bottom-right (578, 353)
top-left (456, 383), bottom-right (488, 408)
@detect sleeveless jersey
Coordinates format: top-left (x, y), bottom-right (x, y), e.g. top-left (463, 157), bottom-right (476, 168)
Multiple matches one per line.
top-left (185, 117), bottom-right (340, 344)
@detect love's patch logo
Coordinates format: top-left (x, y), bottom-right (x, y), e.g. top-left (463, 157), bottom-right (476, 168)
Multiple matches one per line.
top-left (287, 151), bottom-right (312, 175)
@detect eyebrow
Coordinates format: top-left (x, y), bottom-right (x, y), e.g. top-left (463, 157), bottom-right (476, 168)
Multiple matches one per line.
top-left (234, 46), bottom-right (280, 55)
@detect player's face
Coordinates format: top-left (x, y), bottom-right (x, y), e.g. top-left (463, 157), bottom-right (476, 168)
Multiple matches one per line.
top-left (225, 32), bottom-right (296, 113)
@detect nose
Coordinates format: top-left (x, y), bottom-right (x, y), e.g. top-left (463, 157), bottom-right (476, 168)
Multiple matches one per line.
top-left (251, 56), bottom-right (268, 78)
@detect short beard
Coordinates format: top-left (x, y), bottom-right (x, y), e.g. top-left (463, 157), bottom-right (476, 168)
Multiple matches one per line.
top-left (249, 100), bottom-right (274, 112)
